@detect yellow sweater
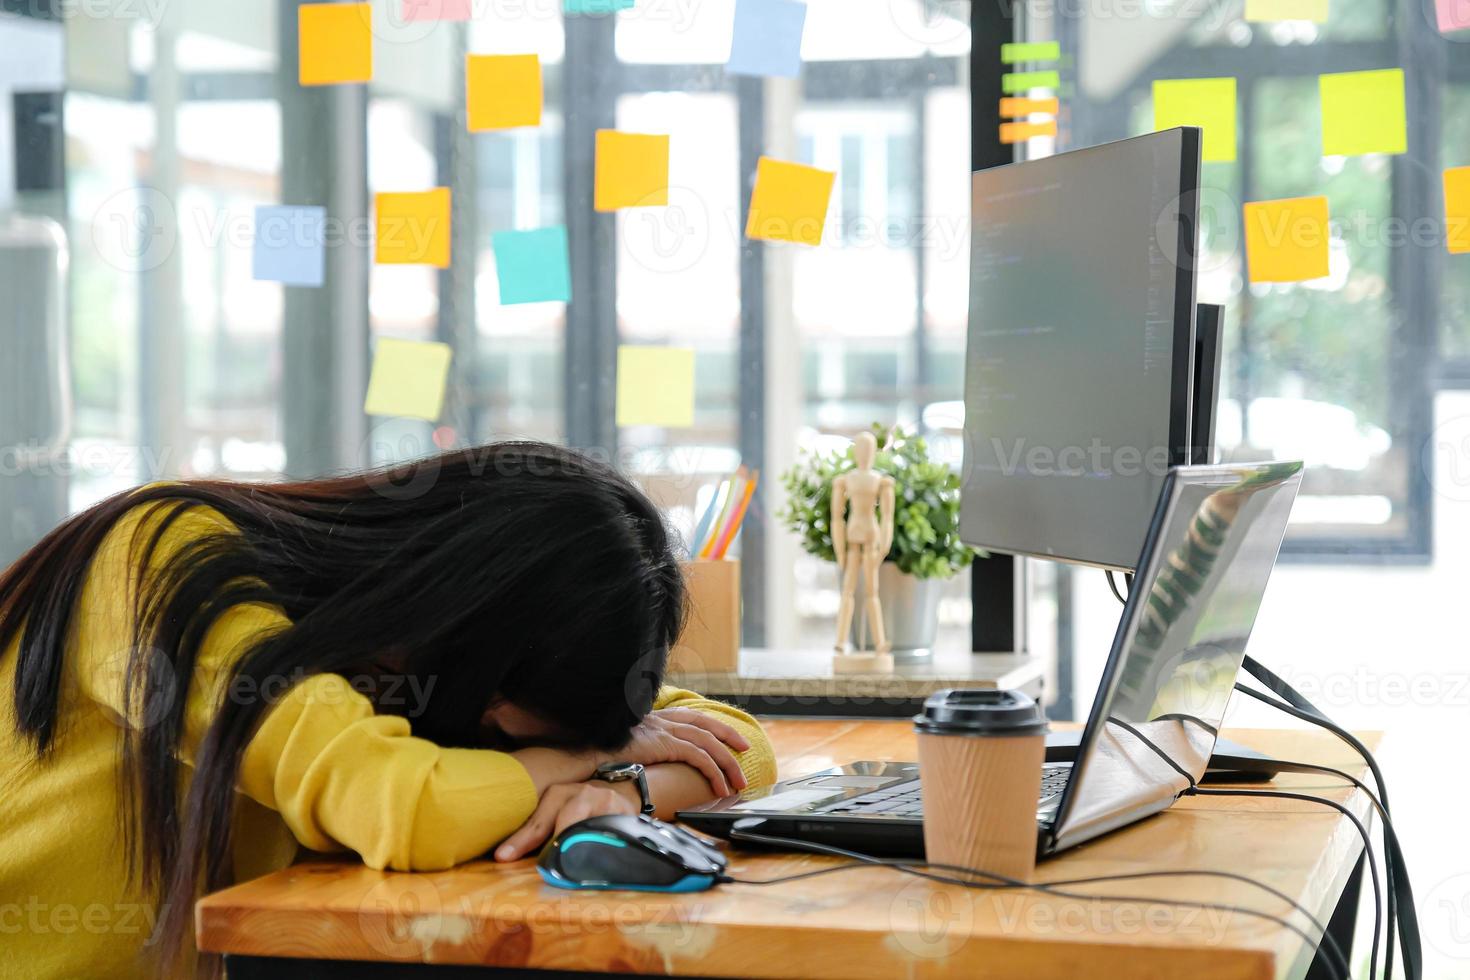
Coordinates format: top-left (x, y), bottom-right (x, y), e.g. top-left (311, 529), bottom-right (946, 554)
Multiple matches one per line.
top-left (0, 500), bottom-right (775, 980)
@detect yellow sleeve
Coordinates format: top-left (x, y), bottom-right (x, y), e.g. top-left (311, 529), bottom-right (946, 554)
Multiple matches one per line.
top-left (237, 673), bottom-right (537, 871)
top-left (653, 685), bottom-right (778, 788)
top-left (74, 497), bottom-right (538, 872)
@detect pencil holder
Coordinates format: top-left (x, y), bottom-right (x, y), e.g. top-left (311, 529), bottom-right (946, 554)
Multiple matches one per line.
top-left (670, 559), bottom-right (741, 674)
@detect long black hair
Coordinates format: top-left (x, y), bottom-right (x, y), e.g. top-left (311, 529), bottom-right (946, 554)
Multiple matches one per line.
top-left (0, 441), bottom-right (686, 969)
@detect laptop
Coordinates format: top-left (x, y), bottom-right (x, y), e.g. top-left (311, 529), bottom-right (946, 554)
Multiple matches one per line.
top-left (680, 461), bottom-right (1305, 859)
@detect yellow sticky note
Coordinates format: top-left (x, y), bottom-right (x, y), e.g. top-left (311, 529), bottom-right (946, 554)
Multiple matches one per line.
top-left (1153, 78), bottom-right (1237, 163)
top-left (745, 157), bottom-right (836, 246)
top-left (1243, 196), bottom-right (1331, 283)
top-left (1244, 0), bottom-right (1329, 21)
top-left (299, 3), bottom-right (373, 86)
top-left (375, 188), bottom-right (452, 267)
top-left (594, 130), bottom-right (670, 211)
top-left (1320, 69), bottom-right (1407, 156)
top-left (616, 347), bottom-right (695, 428)
top-left (1446, 167), bottom-right (1470, 255)
top-left (364, 339), bottom-right (453, 421)
top-left (467, 54), bottom-right (542, 132)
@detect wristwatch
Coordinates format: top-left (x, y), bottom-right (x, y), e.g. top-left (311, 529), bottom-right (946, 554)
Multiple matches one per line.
top-left (594, 761), bottom-right (654, 816)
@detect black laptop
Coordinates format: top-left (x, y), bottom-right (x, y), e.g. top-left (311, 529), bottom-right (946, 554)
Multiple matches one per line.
top-left (680, 461), bottom-right (1304, 859)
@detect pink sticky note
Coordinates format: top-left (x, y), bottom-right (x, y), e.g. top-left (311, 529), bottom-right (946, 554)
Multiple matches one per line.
top-left (402, 0), bottom-right (473, 21)
top-left (1438, 0), bottom-right (1470, 31)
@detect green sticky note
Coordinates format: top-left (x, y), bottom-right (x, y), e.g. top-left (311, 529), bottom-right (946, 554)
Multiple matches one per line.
top-left (1153, 77), bottom-right (1237, 163)
top-left (617, 347), bottom-right (695, 428)
top-left (564, 0), bottom-right (633, 11)
top-left (492, 227), bottom-right (571, 305)
top-left (1001, 41), bottom-right (1061, 63)
top-left (1002, 70), bottom-right (1060, 94)
top-left (1319, 69), bottom-right (1407, 156)
top-left (364, 339), bottom-right (453, 421)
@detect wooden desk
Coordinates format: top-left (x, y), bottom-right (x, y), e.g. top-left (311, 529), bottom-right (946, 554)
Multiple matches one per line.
top-left (198, 722), bottom-right (1375, 980)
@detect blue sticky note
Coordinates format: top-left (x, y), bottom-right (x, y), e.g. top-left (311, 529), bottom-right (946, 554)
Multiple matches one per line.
top-left (727, 0), bottom-right (807, 79)
top-left (492, 226), bottom-right (572, 305)
top-left (564, 0), bottom-right (633, 13)
top-left (253, 205), bottom-right (326, 287)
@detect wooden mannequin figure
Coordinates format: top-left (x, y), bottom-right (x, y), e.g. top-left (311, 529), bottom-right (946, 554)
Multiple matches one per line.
top-left (831, 431), bottom-right (896, 674)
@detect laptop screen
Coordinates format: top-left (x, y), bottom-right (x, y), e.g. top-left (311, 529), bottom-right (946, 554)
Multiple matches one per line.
top-left (1050, 462), bottom-right (1303, 851)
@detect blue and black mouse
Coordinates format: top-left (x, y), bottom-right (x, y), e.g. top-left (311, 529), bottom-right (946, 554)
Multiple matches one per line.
top-left (537, 814), bottom-right (728, 893)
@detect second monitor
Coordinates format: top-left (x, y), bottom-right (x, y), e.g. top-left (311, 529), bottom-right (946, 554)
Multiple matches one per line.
top-left (960, 128), bottom-right (1203, 572)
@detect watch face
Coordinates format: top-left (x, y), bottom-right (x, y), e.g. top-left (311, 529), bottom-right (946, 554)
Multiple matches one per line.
top-left (597, 762), bottom-right (639, 780)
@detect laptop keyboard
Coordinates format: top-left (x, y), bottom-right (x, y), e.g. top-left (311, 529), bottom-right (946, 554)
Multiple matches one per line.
top-left (814, 766), bottom-right (1072, 818)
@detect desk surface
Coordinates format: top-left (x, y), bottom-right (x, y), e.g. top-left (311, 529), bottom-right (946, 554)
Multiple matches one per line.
top-left (198, 721), bottom-right (1375, 980)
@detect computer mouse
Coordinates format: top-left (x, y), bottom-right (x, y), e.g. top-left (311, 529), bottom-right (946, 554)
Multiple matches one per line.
top-left (537, 813), bottom-right (728, 892)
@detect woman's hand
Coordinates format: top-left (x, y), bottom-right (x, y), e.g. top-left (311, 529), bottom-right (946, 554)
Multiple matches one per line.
top-left (606, 708), bottom-right (750, 797)
top-left (494, 781), bottom-right (639, 861)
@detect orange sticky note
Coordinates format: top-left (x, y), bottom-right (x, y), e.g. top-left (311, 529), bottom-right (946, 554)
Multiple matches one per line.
top-left (745, 157), bottom-right (836, 246)
top-left (594, 130), bottom-right (670, 211)
top-left (1243, 196), bottom-right (1331, 283)
top-left (999, 97), bottom-right (1059, 118)
top-left (1000, 120), bottom-right (1058, 143)
top-left (1446, 167), bottom-right (1470, 255)
top-left (466, 54), bottom-right (542, 132)
top-left (375, 189), bottom-right (452, 267)
top-left (616, 346), bottom-right (696, 428)
top-left (298, 3), bottom-right (373, 86)
top-left (364, 339), bottom-right (453, 421)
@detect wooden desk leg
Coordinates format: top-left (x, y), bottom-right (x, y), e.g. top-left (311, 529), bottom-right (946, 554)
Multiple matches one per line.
top-left (1305, 850), bottom-right (1365, 980)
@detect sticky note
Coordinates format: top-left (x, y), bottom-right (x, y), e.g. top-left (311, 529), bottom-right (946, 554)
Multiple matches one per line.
top-left (1438, 0), bottom-right (1470, 31)
top-left (492, 226), bottom-right (572, 304)
top-left (1243, 196), bottom-right (1331, 283)
top-left (1001, 41), bottom-right (1061, 63)
top-left (727, 0), bottom-right (807, 79)
top-left (1243, 0), bottom-right (1329, 20)
top-left (467, 54), bottom-right (542, 132)
top-left (1002, 71), bottom-right (1060, 94)
top-left (1153, 77), bottom-right (1237, 163)
top-left (1319, 69), bottom-right (1407, 156)
top-left (617, 347), bottom-right (695, 428)
top-left (745, 156), bottom-right (836, 247)
top-left (298, 3), bottom-right (372, 87)
top-left (594, 130), bottom-right (670, 211)
top-left (1000, 97), bottom-right (1059, 118)
top-left (1446, 167), bottom-right (1470, 255)
top-left (402, 0), bottom-right (472, 20)
top-left (375, 189), bottom-right (452, 267)
top-left (253, 205), bottom-right (326, 287)
top-left (564, 0), bottom-right (633, 12)
top-left (364, 339), bottom-right (453, 421)
top-left (999, 120), bottom-right (1057, 144)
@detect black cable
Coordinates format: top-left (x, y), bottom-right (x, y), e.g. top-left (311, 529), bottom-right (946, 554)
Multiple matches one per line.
top-left (1187, 786), bottom-right (1381, 980)
top-left (1235, 678), bottom-right (1420, 980)
top-left (1106, 569), bottom-right (1128, 604)
top-left (726, 824), bottom-right (1348, 980)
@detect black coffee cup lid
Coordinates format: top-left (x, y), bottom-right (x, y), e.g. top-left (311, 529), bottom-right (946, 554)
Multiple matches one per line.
top-left (913, 688), bottom-right (1048, 736)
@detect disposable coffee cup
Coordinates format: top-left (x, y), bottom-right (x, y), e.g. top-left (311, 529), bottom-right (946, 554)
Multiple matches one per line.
top-left (914, 688), bottom-right (1049, 881)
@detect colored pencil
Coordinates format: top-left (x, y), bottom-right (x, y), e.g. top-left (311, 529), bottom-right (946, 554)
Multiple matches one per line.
top-left (700, 466), bottom-right (746, 559)
top-left (689, 481), bottom-right (725, 559)
top-left (712, 469), bottom-right (759, 560)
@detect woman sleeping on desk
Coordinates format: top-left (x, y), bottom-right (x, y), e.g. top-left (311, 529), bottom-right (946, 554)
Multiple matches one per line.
top-left (0, 442), bottom-right (776, 979)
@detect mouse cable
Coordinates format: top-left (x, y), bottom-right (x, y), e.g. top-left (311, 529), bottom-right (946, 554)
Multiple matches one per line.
top-left (723, 822), bottom-right (1348, 980)
top-left (1233, 679), bottom-right (1421, 980)
top-left (1184, 785), bottom-right (1384, 980)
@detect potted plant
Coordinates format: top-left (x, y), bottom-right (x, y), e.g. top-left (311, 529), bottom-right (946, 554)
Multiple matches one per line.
top-left (779, 424), bottom-right (980, 659)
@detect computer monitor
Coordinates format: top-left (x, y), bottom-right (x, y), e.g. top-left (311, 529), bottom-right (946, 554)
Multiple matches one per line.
top-left (959, 128), bottom-right (1202, 572)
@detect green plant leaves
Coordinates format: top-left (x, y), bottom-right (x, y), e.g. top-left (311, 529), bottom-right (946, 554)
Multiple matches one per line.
top-left (777, 424), bottom-right (980, 580)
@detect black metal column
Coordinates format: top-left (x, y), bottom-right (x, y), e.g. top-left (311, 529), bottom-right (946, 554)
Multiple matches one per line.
top-left (736, 75), bottom-right (768, 646)
top-left (561, 15), bottom-right (619, 454)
